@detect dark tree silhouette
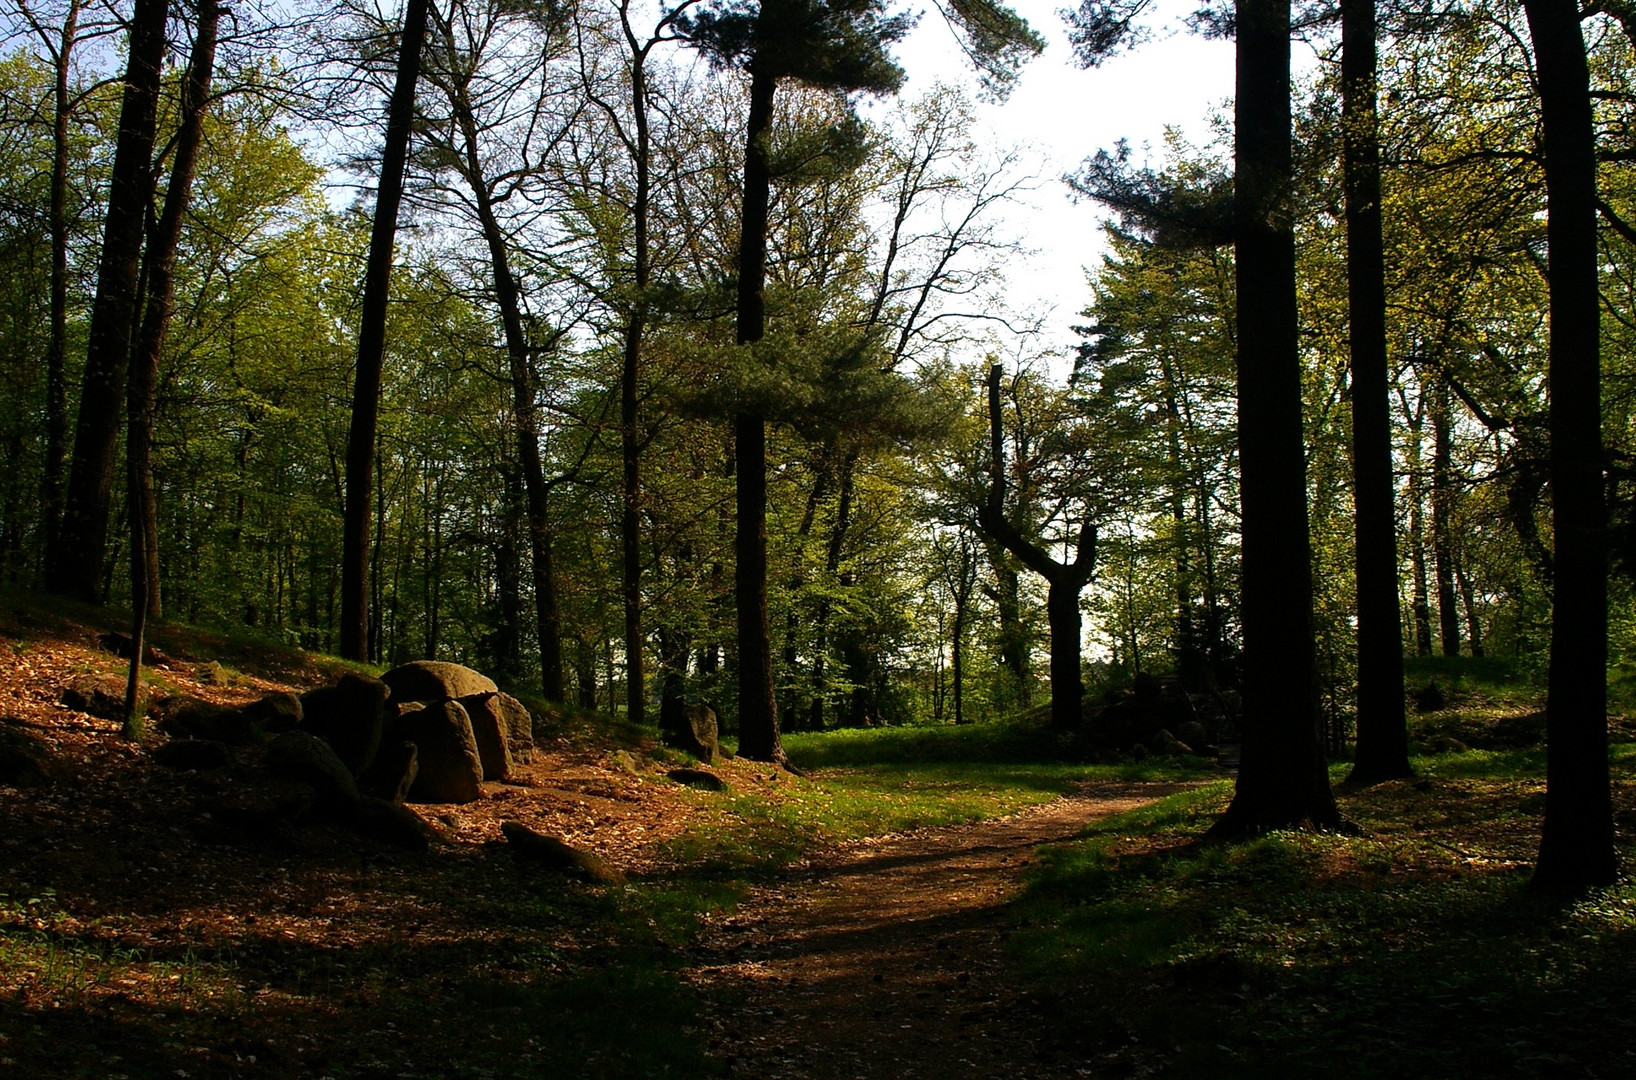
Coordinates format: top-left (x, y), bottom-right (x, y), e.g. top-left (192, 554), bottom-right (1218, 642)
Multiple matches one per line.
top-left (49, 0), bottom-right (167, 602)
top-left (1211, 0), bottom-right (1341, 834)
top-left (1342, 0), bottom-right (1411, 783)
top-left (341, 0), bottom-right (430, 662)
top-left (123, 0), bottom-right (221, 734)
top-left (1525, 0), bottom-right (1618, 890)
top-left (975, 364), bottom-right (1097, 730)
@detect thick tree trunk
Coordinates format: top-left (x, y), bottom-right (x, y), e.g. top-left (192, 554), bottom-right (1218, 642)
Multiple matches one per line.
top-left (1342, 0), bottom-right (1411, 782)
top-left (1213, 0), bottom-right (1340, 834)
top-left (127, 0), bottom-right (221, 625)
top-left (341, 0), bottom-right (429, 661)
top-left (981, 540), bottom-right (1029, 698)
top-left (49, 0), bottom-right (167, 602)
top-left (733, 64), bottom-right (783, 762)
top-left (1524, 0), bottom-right (1618, 889)
top-left (1046, 581), bottom-right (1084, 729)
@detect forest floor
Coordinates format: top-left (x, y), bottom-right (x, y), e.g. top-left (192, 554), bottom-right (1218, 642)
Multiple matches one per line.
top-left (4, 594), bottom-right (1636, 1078)
top-left (687, 781), bottom-right (1198, 1080)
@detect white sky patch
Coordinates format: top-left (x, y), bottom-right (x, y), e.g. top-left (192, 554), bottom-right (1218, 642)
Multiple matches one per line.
top-left (882, 0), bottom-right (1234, 366)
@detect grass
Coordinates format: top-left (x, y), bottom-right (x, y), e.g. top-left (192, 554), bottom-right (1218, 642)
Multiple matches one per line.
top-left (1006, 748), bottom-right (1636, 1079)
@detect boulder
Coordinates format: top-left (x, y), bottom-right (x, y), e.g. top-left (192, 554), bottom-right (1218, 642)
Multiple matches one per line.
top-left (391, 701), bottom-right (483, 804)
top-left (663, 703), bottom-right (721, 764)
top-left (1177, 720), bottom-right (1210, 753)
top-left (1151, 728), bottom-right (1192, 757)
top-left (59, 673), bottom-right (131, 722)
top-left (459, 691), bottom-right (533, 765)
top-left (152, 739), bottom-right (232, 772)
top-left (381, 661), bottom-right (497, 705)
top-left (156, 698), bottom-right (255, 745)
top-left (97, 631), bottom-right (171, 666)
top-left (359, 740), bottom-right (419, 804)
top-left (500, 821), bottom-right (625, 884)
top-left (1413, 682), bottom-right (1446, 713)
top-left (667, 767), bottom-right (729, 792)
top-left (263, 731), bottom-right (359, 814)
top-left (196, 660), bottom-right (232, 686)
top-left (299, 674), bottom-right (388, 776)
top-left (352, 797), bottom-right (435, 851)
top-left (457, 693), bottom-right (515, 780)
top-left (0, 724), bottom-right (57, 787)
top-left (242, 692), bottom-right (302, 733)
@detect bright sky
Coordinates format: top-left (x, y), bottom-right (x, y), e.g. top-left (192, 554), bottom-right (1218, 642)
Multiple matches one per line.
top-left (889, 0), bottom-right (1236, 364)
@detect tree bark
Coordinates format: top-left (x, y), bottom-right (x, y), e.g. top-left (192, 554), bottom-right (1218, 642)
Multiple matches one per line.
top-left (341, 0), bottom-right (429, 661)
top-left (49, 0), bottom-right (167, 602)
top-left (733, 63), bottom-right (783, 762)
top-left (620, 19), bottom-right (654, 727)
top-left (1405, 400), bottom-right (1435, 656)
top-left (1342, 0), bottom-right (1411, 783)
top-left (442, 55), bottom-right (562, 697)
top-left (40, 0), bottom-right (82, 562)
top-left (1524, 0), bottom-right (1618, 889)
top-left (1430, 375), bottom-right (1461, 657)
top-left (1212, 0), bottom-right (1340, 834)
top-left (127, 0), bottom-right (221, 625)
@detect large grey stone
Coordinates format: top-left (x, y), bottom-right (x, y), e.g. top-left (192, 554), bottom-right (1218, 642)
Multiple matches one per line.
top-left (381, 661), bottom-right (497, 705)
top-left (457, 692), bottom-right (516, 779)
top-left (390, 701), bottom-right (483, 804)
top-left (500, 821), bottom-right (624, 884)
top-left (263, 731), bottom-right (359, 814)
top-left (299, 674), bottom-right (388, 776)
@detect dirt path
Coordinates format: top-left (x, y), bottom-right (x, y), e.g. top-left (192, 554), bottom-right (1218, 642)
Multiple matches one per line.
top-left (689, 781), bottom-right (1196, 1080)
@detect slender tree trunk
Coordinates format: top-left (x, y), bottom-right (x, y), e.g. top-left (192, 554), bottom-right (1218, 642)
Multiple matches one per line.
top-left (733, 64), bottom-right (783, 762)
top-left (127, 0), bottom-right (221, 625)
top-left (1524, 0), bottom-right (1618, 889)
top-left (1405, 401), bottom-right (1435, 655)
top-left (443, 68), bottom-right (562, 697)
top-left (49, 0), bottom-right (167, 602)
top-left (1431, 375), bottom-right (1461, 656)
top-left (341, 0), bottom-right (429, 661)
top-left (621, 34), bottom-right (654, 727)
top-left (1343, 0), bottom-right (1411, 782)
top-left (1457, 561), bottom-right (1485, 658)
top-left (1213, 0), bottom-right (1340, 834)
top-left (41, 0), bottom-right (81, 563)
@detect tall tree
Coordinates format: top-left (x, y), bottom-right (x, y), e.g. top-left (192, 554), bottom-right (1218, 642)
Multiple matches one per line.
top-left (341, 0), bottom-right (430, 661)
top-left (48, 0), bottom-right (167, 601)
top-left (685, 0), bottom-right (910, 761)
top-left (1212, 0), bottom-right (1341, 833)
top-left (976, 362), bottom-right (1097, 729)
top-left (1524, 0), bottom-right (1618, 889)
top-left (1342, 0), bottom-right (1411, 782)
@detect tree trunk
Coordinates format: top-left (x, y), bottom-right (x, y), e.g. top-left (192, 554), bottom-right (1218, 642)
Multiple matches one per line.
top-left (49, 0), bottom-right (167, 602)
top-left (733, 63), bottom-right (783, 763)
top-left (40, 0), bottom-right (82, 564)
top-left (621, 35), bottom-right (653, 727)
top-left (1524, 0), bottom-right (1618, 889)
top-left (127, 0), bottom-right (221, 625)
top-left (976, 364), bottom-right (1096, 730)
top-left (1213, 0), bottom-right (1340, 834)
top-left (1342, 0), bottom-right (1411, 782)
top-left (1431, 375), bottom-right (1461, 657)
top-left (341, 0), bottom-right (429, 661)
top-left (1405, 400), bottom-right (1435, 656)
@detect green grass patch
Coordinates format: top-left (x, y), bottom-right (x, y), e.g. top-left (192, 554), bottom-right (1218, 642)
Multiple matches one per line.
top-left (1007, 762), bottom-right (1636, 1078)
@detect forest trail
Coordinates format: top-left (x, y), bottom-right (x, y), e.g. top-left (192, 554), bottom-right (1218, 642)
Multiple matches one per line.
top-left (688, 781), bottom-right (1198, 1080)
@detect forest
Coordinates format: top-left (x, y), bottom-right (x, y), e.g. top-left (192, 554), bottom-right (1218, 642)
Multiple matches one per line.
top-left (0, 0), bottom-right (1632, 1076)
